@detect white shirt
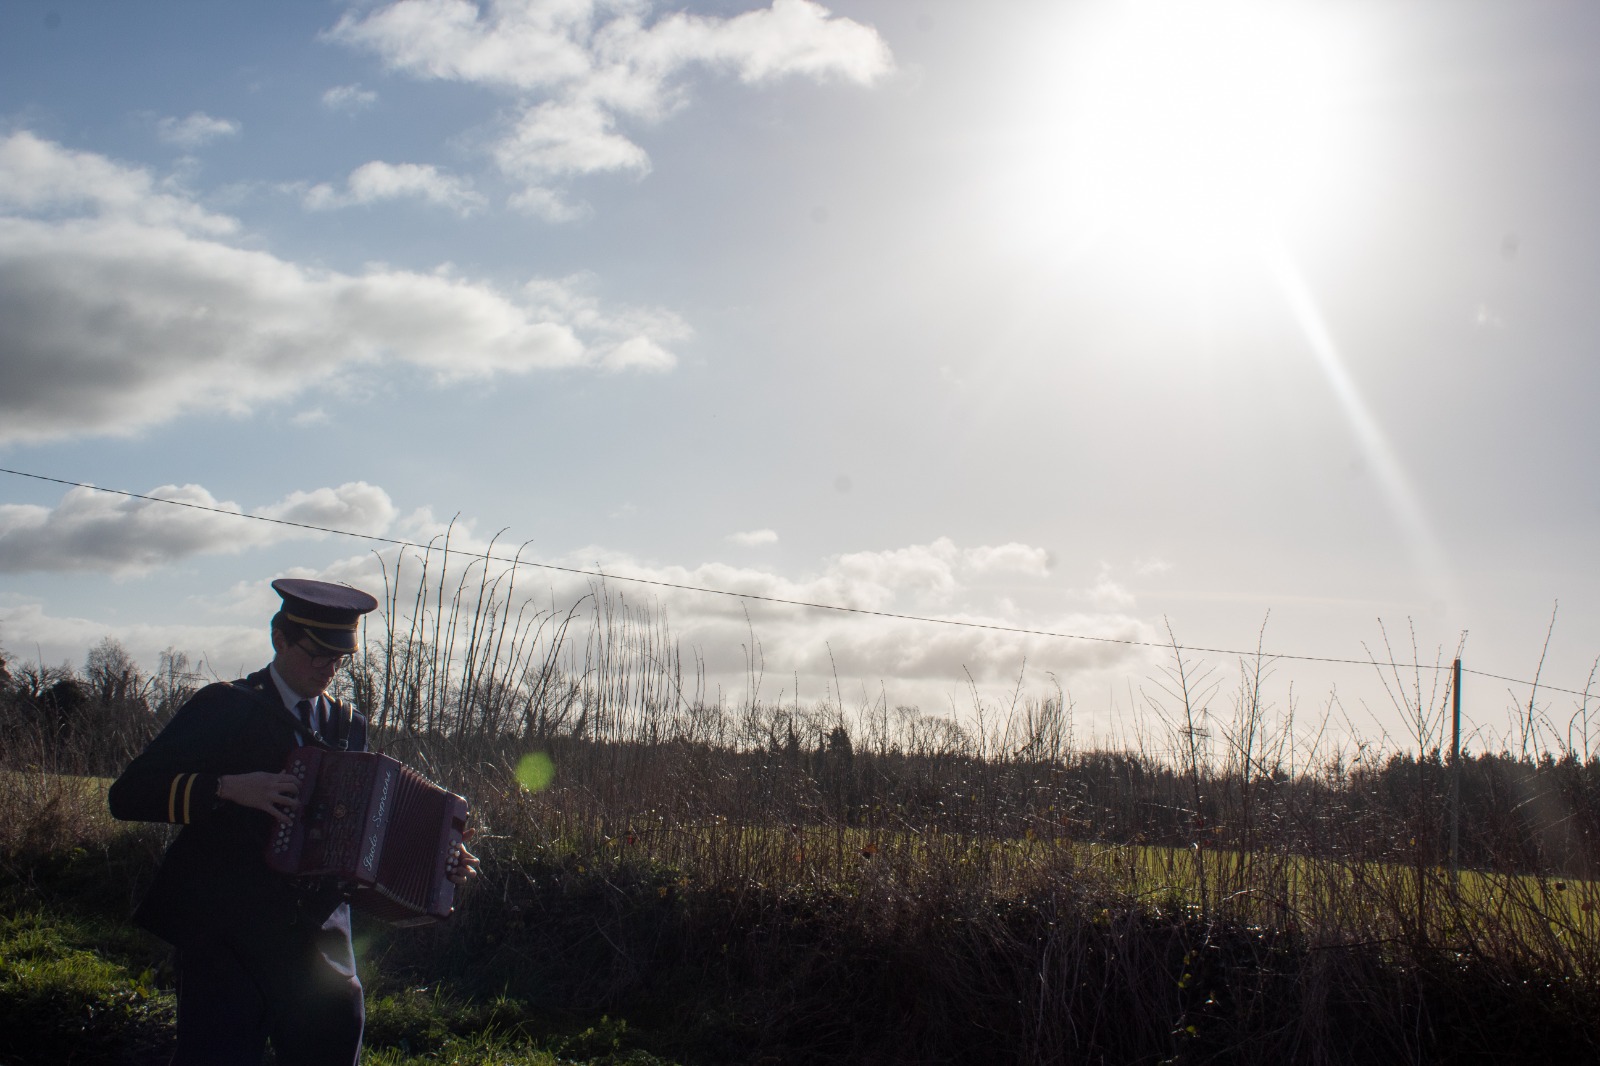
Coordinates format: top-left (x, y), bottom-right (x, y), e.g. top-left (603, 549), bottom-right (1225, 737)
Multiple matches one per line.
top-left (268, 662), bottom-right (324, 743)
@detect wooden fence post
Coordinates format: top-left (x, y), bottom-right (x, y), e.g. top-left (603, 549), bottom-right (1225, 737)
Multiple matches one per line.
top-left (1451, 656), bottom-right (1462, 881)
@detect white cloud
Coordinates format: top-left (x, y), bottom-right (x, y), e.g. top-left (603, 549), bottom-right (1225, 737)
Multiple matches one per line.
top-left (304, 161), bottom-right (487, 214)
top-left (493, 97), bottom-right (652, 180)
top-left (598, 334), bottom-right (676, 370)
top-left (647, 0), bottom-right (897, 86)
top-left (523, 537), bottom-right (1153, 696)
top-left (506, 183), bottom-right (589, 222)
top-left (322, 83), bottom-right (380, 112)
top-left (1082, 563), bottom-right (1136, 610)
top-left (326, 0), bottom-right (629, 93)
top-left (965, 542), bottom-right (1051, 576)
top-left (0, 133), bottom-right (686, 443)
top-left (0, 530), bottom-right (1157, 725)
top-left (308, 529), bottom-right (1149, 703)
top-left (1086, 576), bottom-right (1136, 610)
top-left (0, 130), bottom-right (236, 236)
top-left (156, 112), bottom-right (241, 149)
top-left (327, 0), bottom-right (893, 195)
top-left (257, 483), bottom-right (398, 535)
top-left (0, 599), bottom-right (264, 681)
top-left (796, 538), bottom-right (1050, 610)
top-left (0, 558), bottom-right (392, 679)
top-left (727, 529), bottom-right (779, 546)
top-left (522, 273), bottom-right (691, 370)
top-left (0, 482), bottom-right (398, 576)
top-left (557, 537), bottom-right (1071, 624)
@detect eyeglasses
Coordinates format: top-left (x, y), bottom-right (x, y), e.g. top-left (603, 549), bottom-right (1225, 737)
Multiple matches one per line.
top-left (295, 641), bottom-right (354, 669)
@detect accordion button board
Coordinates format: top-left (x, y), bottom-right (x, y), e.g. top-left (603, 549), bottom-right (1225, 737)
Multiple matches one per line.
top-left (266, 748), bottom-right (470, 925)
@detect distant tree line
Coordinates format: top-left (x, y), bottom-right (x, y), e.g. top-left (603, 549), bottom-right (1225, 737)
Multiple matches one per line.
top-left (0, 638), bottom-right (201, 776)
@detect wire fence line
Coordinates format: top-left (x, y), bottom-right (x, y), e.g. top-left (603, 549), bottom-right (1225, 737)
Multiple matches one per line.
top-left (2, 464), bottom-right (1595, 702)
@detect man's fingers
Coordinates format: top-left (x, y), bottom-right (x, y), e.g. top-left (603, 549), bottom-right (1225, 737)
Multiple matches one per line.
top-left (253, 774), bottom-right (300, 821)
top-left (218, 771), bottom-right (302, 824)
top-left (444, 840), bottom-right (482, 885)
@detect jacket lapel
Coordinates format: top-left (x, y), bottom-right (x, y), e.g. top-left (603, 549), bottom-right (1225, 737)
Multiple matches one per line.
top-left (233, 669), bottom-right (337, 751)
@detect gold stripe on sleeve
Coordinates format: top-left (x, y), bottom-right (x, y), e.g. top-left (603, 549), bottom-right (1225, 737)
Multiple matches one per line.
top-left (167, 776), bottom-right (182, 823)
top-left (181, 775), bottom-right (198, 824)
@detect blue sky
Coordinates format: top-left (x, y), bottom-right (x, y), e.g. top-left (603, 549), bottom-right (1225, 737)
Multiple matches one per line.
top-left (2, 0), bottom-right (1598, 754)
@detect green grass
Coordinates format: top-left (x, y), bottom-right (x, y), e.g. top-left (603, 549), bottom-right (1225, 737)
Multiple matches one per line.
top-left (0, 904), bottom-right (683, 1066)
top-left (0, 908), bottom-right (174, 1063)
top-left (361, 996), bottom-right (672, 1066)
top-left (361, 1003), bottom-right (676, 1065)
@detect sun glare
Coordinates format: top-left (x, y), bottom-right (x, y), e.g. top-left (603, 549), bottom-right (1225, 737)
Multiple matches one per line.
top-left (1011, 0), bottom-right (1360, 275)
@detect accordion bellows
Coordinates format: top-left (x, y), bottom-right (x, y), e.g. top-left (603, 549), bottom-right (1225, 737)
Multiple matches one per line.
top-left (266, 749), bottom-right (469, 925)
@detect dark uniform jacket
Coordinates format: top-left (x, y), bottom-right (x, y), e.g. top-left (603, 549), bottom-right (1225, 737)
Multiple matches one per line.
top-left (107, 667), bottom-right (367, 947)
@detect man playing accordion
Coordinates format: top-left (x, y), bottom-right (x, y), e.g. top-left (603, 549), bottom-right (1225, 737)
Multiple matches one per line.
top-left (109, 577), bottom-right (478, 1066)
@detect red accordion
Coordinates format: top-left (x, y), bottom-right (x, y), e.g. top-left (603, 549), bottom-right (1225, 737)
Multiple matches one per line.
top-left (265, 749), bottom-right (469, 926)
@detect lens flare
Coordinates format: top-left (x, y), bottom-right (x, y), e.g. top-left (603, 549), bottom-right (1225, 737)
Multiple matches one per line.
top-left (514, 751), bottom-right (555, 792)
top-left (1266, 240), bottom-right (1458, 610)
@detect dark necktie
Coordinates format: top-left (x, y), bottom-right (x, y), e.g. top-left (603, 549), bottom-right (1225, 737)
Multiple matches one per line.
top-left (297, 698), bottom-right (318, 741)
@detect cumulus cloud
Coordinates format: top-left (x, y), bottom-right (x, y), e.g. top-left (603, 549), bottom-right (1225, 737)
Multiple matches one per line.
top-left (0, 560), bottom-right (400, 678)
top-left (1080, 563), bottom-right (1136, 610)
top-left (326, 0), bottom-right (892, 199)
top-left (965, 542), bottom-right (1052, 576)
top-left (0, 599), bottom-right (264, 680)
top-left (0, 130), bottom-right (236, 235)
top-left (1086, 575), bottom-right (1136, 610)
top-left (257, 483), bottom-right (399, 534)
top-left (815, 538), bottom-right (1051, 611)
top-left (0, 133), bottom-right (688, 444)
top-left (303, 161), bottom-right (486, 214)
top-left (506, 183), bottom-right (589, 222)
top-left (529, 536), bottom-right (1090, 635)
top-left (522, 273), bottom-right (691, 370)
top-left (727, 529), bottom-right (779, 547)
top-left (0, 528), bottom-right (1155, 729)
top-left (156, 112), bottom-right (241, 149)
top-left (322, 83), bottom-right (379, 112)
top-left (0, 482), bottom-right (398, 576)
top-left (302, 527), bottom-right (1148, 707)
top-left (505, 535), bottom-right (1152, 699)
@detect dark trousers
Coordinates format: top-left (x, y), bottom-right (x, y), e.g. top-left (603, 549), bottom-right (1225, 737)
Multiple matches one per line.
top-left (170, 907), bottom-right (363, 1066)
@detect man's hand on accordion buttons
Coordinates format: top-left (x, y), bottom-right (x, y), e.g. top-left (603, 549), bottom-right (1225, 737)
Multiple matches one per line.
top-left (447, 828), bottom-right (481, 887)
top-left (217, 772), bottom-right (300, 825)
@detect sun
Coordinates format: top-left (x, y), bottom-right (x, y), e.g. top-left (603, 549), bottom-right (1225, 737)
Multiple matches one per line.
top-left (1003, 0), bottom-right (1362, 276)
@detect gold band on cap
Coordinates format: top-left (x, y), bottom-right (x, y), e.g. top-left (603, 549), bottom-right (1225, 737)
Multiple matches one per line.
top-left (300, 628), bottom-right (356, 653)
top-left (285, 611), bottom-right (360, 631)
